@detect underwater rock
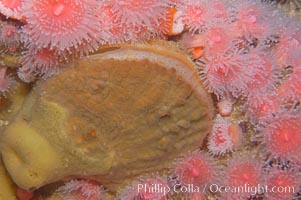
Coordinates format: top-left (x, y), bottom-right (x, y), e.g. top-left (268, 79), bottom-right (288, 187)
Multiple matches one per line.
top-left (0, 42), bottom-right (214, 192)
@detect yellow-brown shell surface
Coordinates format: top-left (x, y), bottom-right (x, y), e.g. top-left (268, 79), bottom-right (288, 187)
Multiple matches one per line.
top-left (0, 42), bottom-right (214, 192)
top-left (0, 156), bottom-right (16, 200)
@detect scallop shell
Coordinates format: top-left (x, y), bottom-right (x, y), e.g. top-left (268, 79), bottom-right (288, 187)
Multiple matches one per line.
top-left (0, 42), bottom-right (214, 193)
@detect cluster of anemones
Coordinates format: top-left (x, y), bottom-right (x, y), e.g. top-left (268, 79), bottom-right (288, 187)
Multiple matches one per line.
top-left (0, 0), bottom-right (175, 87)
top-left (1, 0), bottom-right (301, 200)
top-left (116, 150), bottom-right (300, 200)
top-left (0, 19), bottom-right (21, 98)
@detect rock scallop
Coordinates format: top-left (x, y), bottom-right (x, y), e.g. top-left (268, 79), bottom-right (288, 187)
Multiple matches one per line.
top-left (0, 42), bottom-right (214, 193)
